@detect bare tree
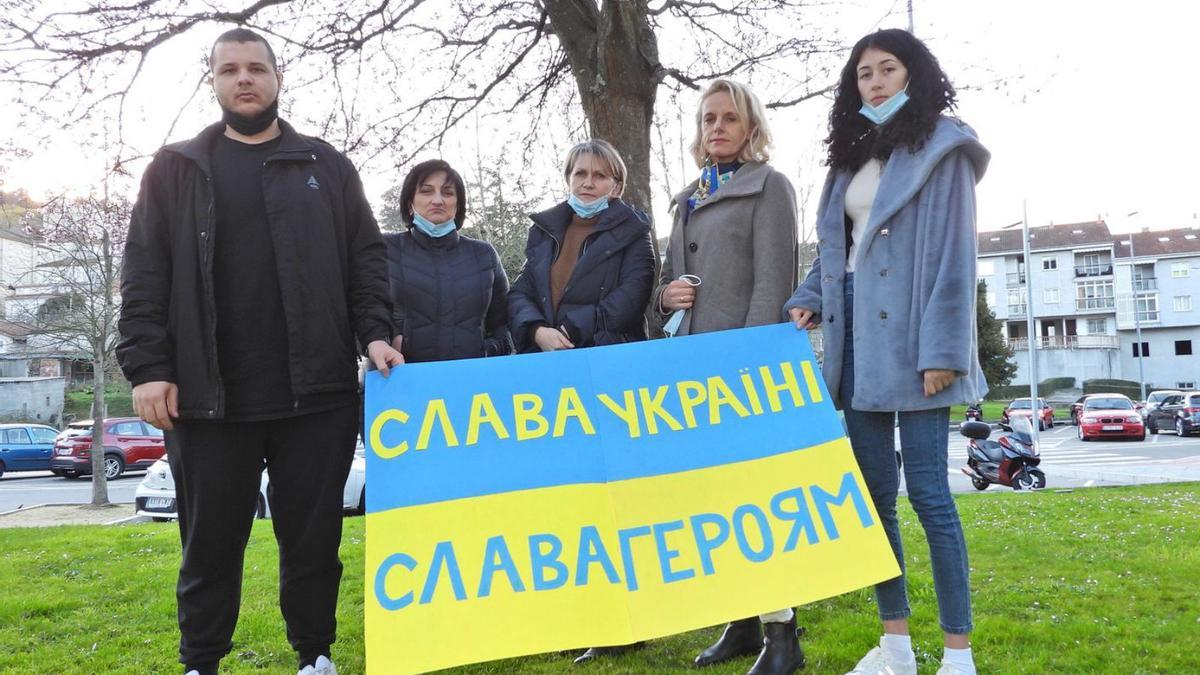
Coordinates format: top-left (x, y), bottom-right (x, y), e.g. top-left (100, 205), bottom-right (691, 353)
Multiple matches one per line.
top-left (15, 194), bottom-right (128, 506)
top-left (0, 0), bottom-right (839, 215)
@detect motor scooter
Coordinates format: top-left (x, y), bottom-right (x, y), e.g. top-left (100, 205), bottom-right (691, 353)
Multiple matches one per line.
top-left (960, 415), bottom-right (1046, 490)
top-left (964, 402), bottom-right (983, 422)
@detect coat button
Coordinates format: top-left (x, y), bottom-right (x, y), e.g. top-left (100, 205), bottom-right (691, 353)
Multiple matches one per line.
top-left (879, 311), bottom-right (888, 320)
top-left (827, 315), bottom-right (835, 323)
top-left (688, 242), bottom-right (698, 253)
top-left (823, 275), bottom-right (832, 283)
top-left (880, 227), bottom-right (890, 237)
top-left (880, 268), bottom-right (888, 277)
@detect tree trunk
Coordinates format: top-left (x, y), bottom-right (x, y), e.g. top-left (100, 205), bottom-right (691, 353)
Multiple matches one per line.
top-left (90, 352), bottom-right (110, 506)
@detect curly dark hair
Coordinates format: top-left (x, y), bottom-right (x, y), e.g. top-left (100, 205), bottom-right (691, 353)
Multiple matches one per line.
top-left (825, 29), bottom-right (957, 171)
top-left (398, 159), bottom-right (467, 229)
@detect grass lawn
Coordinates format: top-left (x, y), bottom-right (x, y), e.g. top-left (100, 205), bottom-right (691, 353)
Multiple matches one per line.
top-left (2, 483), bottom-right (1197, 674)
top-left (948, 401), bottom-right (1010, 423)
top-left (63, 383), bottom-right (135, 422)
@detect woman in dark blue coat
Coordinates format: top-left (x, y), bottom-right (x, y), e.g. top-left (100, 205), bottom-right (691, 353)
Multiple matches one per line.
top-left (508, 139), bottom-right (655, 353)
top-left (385, 159), bottom-right (512, 363)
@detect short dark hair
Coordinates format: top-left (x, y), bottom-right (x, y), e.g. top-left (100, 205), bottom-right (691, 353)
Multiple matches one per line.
top-left (209, 28), bottom-right (278, 71)
top-left (399, 160), bottom-right (468, 229)
top-left (825, 28), bottom-right (957, 171)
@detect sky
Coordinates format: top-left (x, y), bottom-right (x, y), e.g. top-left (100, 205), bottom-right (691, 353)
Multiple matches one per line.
top-left (3, 0), bottom-right (1197, 239)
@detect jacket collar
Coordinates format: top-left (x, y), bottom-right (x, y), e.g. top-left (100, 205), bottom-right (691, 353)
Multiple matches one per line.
top-left (530, 199), bottom-right (647, 241)
top-left (672, 161), bottom-right (772, 213)
top-left (165, 118), bottom-right (318, 175)
top-left (409, 225), bottom-right (461, 250)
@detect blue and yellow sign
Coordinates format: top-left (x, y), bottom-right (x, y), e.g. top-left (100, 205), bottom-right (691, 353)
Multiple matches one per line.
top-left (364, 324), bottom-right (900, 674)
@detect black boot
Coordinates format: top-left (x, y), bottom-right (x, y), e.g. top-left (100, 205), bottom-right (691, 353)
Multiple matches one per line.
top-left (747, 616), bottom-right (804, 675)
top-left (573, 642), bottom-right (645, 664)
top-left (694, 617), bottom-right (763, 667)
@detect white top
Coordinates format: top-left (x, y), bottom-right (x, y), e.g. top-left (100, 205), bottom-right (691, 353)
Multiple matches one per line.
top-left (844, 158), bottom-right (883, 273)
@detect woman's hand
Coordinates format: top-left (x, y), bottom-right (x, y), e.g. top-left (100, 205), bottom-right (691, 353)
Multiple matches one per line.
top-left (788, 306), bottom-right (817, 330)
top-left (923, 369), bottom-right (956, 397)
top-left (534, 326), bottom-right (575, 352)
top-left (661, 279), bottom-right (697, 311)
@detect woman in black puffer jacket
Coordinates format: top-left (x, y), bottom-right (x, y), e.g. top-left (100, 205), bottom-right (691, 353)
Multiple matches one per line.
top-left (508, 139), bottom-right (655, 353)
top-left (384, 159), bottom-right (512, 362)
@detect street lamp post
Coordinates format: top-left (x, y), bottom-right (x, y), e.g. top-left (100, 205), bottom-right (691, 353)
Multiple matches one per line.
top-left (1125, 232), bottom-right (1147, 402)
top-left (1005, 203), bottom-right (1039, 447)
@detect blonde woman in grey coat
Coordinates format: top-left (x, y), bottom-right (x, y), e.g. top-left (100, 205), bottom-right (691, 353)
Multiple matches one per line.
top-left (656, 78), bottom-right (802, 675)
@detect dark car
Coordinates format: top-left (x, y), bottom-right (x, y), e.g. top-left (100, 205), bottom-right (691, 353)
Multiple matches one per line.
top-left (0, 424), bottom-right (60, 478)
top-left (50, 417), bottom-right (165, 479)
top-left (1143, 390), bottom-right (1185, 433)
top-left (1159, 392), bottom-right (1200, 437)
top-left (1001, 397), bottom-right (1054, 431)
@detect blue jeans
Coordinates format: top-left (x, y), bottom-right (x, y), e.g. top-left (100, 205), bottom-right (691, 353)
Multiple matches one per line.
top-left (840, 274), bottom-right (973, 634)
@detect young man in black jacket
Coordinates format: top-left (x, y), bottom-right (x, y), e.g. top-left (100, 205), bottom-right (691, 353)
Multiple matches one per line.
top-left (117, 28), bottom-right (402, 675)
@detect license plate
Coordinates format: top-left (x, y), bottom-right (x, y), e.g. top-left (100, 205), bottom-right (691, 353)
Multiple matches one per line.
top-left (1102, 425), bottom-right (1123, 431)
top-left (145, 497), bottom-right (174, 509)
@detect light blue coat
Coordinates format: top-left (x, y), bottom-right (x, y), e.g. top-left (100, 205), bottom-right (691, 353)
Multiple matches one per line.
top-left (785, 117), bottom-right (990, 412)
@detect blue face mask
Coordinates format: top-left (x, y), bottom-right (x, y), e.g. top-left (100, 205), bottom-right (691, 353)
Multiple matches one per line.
top-left (568, 193), bottom-right (610, 219)
top-left (411, 212), bottom-right (457, 238)
top-left (858, 86), bottom-right (910, 125)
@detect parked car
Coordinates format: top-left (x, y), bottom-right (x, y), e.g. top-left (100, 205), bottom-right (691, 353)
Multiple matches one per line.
top-left (1153, 391), bottom-right (1200, 437)
top-left (1070, 395), bottom-right (1088, 425)
top-left (135, 440), bottom-right (367, 521)
top-left (1077, 393), bottom-right (1145, 441)
top-left (0, 423), bottom-right (60, 478)
top-left (50, 417), bottom-right (165, 479)
top-left (1141, 390), bottom-right (1185, 429)
top-left (1001, 397), bottom-right (1054, 430)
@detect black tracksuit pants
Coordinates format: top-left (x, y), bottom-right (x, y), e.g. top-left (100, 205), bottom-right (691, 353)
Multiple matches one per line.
top-left (165, 404), bottom-right (358, 669)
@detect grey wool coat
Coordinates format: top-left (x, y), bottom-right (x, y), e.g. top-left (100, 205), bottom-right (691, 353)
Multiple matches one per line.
top-left (785, 117), bottom-right (990, 412)
top-left (655, 161), bottom-right (798, 335)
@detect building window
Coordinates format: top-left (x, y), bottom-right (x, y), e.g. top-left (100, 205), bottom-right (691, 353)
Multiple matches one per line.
top-left (1042, 258), bottom-right (1057, 270)
top-left (1086, 318), bottom-right (1107, 334)
top-left (1172, 262), bottom-right (1190, 278)
top-left (1135, 294), bottom-right (1159, 322)
top-left (1177, 340), bottom-right (1194, 356)
top-left (1076, 280), bottom-right (1115, 310)
top-left (1179, 382), bottom-right (1196, 389)
top-left (1174, 295), bottom-right (1193, 312)
top-left (1133, 342), bottom-right (1150, 358)
top-left (1043, 288), bottom-right (1059, 304)
top-left (978, 260), bottom-right (995, 276)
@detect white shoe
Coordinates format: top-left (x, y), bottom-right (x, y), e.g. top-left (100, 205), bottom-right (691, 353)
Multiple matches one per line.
top-left (847, 646), bottom-right (918, 675)
top-left (298, 655), bottom-right (337, 675)
top-left (184, 671), bottom-right (200, 675)
top-left (936, 660), bottom-right (974, 675)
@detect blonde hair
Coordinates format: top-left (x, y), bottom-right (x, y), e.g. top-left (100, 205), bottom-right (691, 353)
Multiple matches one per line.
top-left (688, 79), bottom-right (773, 167)
top-left (562, 139), bottom-right (627, 197)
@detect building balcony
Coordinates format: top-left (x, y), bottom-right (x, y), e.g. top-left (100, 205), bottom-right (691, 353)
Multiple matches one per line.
top-left (1005, 335), bottom-right (1120, 351)
top-left (1008, 303), bottom-right (1027, 315)
top-left (1074, 264), bottom-right (1113, 277)
top-left (1006, 272), bottom-right (1026, 286)
top-left (1133, 277), bottom-right (1158, 292)
top-left (1076, 297), bottom-right (1116, 311)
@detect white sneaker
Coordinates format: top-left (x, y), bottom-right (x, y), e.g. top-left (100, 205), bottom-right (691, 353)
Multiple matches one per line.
top-left (847, 646), bottom-right (918, 675)
top-left (185, 671), bottom-right (200, 675)
top-left (298, 655), bottom-right (337, 675)
top-left (936, 660), bottom-right (974, 675)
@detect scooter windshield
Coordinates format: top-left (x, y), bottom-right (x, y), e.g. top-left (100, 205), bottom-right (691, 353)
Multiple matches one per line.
top-left (1009, 414), bottom-right (1036, 446)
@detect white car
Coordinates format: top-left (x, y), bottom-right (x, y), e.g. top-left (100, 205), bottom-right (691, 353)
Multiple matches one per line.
top-left (135, 441), bottom-right (366, 521)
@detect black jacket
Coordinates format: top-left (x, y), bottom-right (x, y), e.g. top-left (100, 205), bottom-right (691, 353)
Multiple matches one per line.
top-left (385, 227), bottom-right (512, 362)
top-left (116, 120), bottom-right (393, 419)
top-left (508, 199), bottom-right (654, 352)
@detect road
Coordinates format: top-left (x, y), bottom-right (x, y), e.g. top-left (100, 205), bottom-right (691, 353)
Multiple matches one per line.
top-left (3, 425), bottom-right (1198, 511)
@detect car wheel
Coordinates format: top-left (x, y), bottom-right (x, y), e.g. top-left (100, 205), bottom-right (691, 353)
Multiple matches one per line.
top-left (1148, 419), bottom-right (1158, 434)
top-left (103, 455), bottom-right (124, 480)
top-left (0, 462), bottom-right (5, 479)
top-left (1178, 418), bottom-right (1189, 437)
top-left (1077, 425), bottom-right (1085, 441)
top-left (1038, 419), bottom-right (1045, 431)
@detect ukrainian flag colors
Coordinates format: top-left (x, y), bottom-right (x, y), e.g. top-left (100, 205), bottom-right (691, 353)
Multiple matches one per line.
top-left (364, 324), bottom-right (900, 674)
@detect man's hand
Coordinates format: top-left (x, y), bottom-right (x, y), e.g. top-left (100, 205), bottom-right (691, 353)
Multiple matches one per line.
top-left (534, 326), bottom-right (574, 352)
top-left (923, 369), bottom-right (956, 397)
top-left (788, 306), bottom-right (818, 330)
top-left (367, 339), bottom-right (405, 376)
top-left (133, 381), bottom-right (179, 431)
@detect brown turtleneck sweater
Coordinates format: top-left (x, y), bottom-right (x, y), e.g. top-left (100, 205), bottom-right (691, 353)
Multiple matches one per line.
top-left (550, 213), bottom-right (596, 312)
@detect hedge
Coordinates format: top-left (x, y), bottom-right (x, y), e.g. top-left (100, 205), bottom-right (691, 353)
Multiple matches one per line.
top-left (986, 377), bottom-right (1077, 402)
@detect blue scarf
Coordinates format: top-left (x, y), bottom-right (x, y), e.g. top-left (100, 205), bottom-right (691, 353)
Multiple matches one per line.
top-left (687, 160), bottom-right (742, 213)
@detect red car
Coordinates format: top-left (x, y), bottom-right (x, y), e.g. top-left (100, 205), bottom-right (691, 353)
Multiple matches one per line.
top-left (1076, 394), bottom-right (1145, 441)
top-left (1001, 397), bottom-right (1054, 430)
top-left (50, 417), bottom-right (166, 479)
